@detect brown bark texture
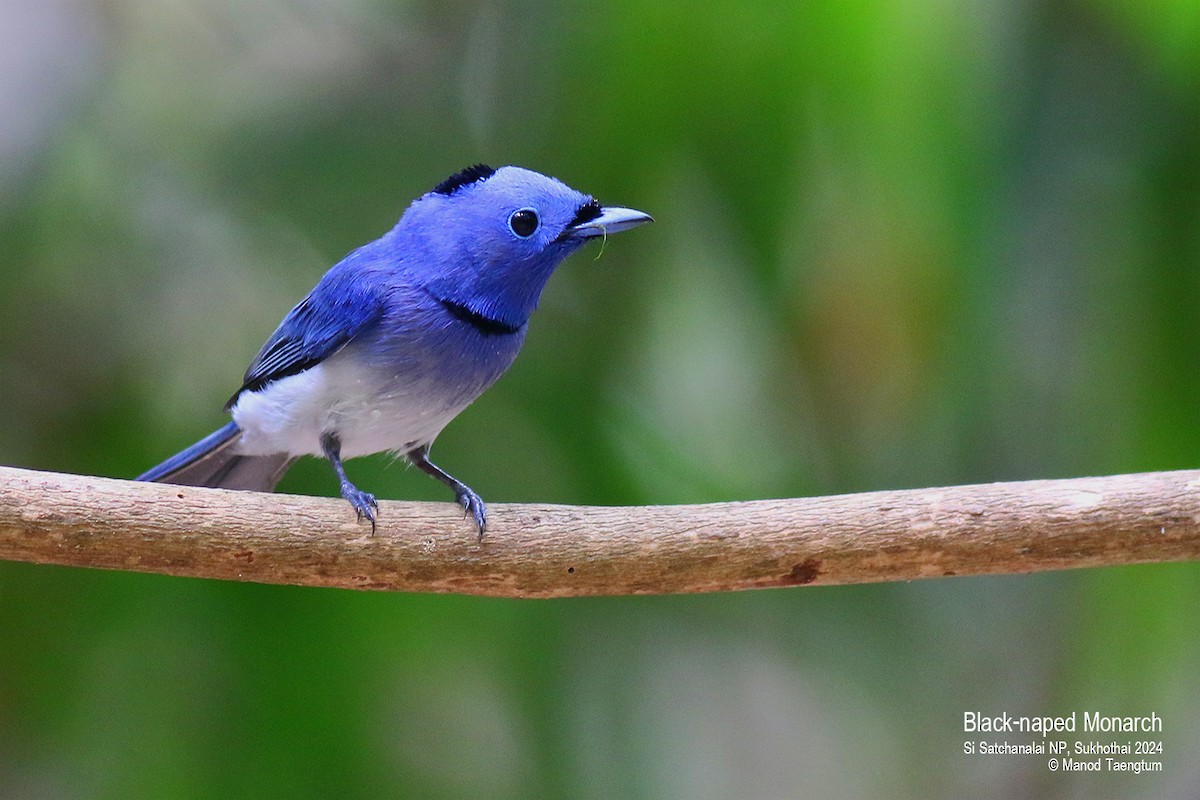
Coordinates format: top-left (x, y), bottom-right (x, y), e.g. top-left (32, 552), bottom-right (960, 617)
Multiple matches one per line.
top-left (1, 466), bottom-right (1198, 597)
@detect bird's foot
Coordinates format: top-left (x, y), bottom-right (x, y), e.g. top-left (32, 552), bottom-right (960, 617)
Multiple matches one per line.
top-left (404, 445), bottom-right (487, 540)
top-left (340, 482), bottom-right (379, 534)
top-left (456, 487), bottom-right (487, 540)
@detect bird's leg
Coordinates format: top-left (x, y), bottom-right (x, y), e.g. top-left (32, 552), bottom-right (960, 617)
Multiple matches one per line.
top-left (320, 432), bottom-right (378, 533)
top-left (407, 445), bottom-right (487, 538)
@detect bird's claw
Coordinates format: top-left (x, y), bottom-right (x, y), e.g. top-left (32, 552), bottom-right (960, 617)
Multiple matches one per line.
top-left (341, 484), bottom-right (378, 534)
top-left (456, 488), bottom-right (487, 540)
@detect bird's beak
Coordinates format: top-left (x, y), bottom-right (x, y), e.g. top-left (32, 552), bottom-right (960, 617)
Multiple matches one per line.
top-left (568, 206), bottom-right (654, 239)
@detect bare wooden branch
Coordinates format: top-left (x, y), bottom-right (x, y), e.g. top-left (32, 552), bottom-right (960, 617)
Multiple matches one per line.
top-left (1, 465), bottom-right (1198, 596)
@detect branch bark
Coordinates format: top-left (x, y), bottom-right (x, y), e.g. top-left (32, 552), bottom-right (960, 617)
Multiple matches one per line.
top-left (1, 465), bottom-right (1198, 597)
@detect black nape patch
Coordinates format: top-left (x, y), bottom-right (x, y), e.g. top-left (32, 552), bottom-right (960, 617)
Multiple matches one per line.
top-left (432, 164), bottom-right (496, 195)
top-left (566, 197), bottom-right (602, 229)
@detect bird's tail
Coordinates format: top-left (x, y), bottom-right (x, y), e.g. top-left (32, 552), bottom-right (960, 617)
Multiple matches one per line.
top-left (136, 420), bottom-right (295, 492)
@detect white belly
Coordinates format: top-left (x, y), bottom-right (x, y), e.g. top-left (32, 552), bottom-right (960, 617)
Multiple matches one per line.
top-left (230, 351), bottom-right (467, 459)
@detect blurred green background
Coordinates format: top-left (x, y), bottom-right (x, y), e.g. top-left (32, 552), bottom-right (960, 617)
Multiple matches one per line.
top-left (1, 0), bottom-right (1198, 796)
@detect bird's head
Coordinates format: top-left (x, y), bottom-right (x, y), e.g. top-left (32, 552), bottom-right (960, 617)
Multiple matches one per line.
top-left (393, 164), bottom-right (652, 332)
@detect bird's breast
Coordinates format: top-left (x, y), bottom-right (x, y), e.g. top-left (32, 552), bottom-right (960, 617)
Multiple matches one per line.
top-left (231, 319), bottom-right (524, 459)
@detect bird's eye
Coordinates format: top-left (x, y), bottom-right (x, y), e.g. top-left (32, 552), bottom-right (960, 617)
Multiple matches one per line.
top-left (509, 208), bottom-right (540, 238)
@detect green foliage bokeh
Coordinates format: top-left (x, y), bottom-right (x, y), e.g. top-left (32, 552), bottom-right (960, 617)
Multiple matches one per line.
top-left (1, 1), bottom-right (1198, 797)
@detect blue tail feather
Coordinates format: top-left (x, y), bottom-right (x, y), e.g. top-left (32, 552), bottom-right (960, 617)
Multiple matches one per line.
top-left (137, 421), bottom-right (294, 492)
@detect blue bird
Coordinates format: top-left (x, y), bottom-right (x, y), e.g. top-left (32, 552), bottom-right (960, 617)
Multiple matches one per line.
top-left (137, 164), bottom-right (651, 535)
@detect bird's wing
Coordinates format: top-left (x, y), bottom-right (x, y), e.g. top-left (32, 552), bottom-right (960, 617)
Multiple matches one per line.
top-left (226, 273), bottom-right (385, 409)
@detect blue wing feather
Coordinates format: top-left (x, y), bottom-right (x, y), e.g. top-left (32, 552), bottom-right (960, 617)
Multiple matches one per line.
top-left (226, 259), bottom-right (386, 408)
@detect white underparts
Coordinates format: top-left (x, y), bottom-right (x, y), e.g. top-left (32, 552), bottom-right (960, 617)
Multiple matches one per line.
top-left (231, 350), bottom-right (466, 460)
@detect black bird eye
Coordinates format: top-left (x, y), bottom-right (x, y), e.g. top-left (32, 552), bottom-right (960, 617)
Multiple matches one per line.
top-left (509, 208), bottom-right (540, 238)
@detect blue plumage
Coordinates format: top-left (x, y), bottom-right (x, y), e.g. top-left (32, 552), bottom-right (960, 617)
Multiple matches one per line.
top-left (230, 249), bottom-right (387, 405)
top-left (138, 165), bottom-right (652, 536)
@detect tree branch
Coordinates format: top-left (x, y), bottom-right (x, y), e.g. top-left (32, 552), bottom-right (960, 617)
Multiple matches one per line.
top-left (1, 465), bottom-right (1197, 596)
